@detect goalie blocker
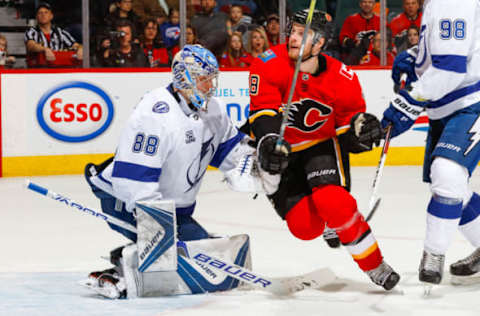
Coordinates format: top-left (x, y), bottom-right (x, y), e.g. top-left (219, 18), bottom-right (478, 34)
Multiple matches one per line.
top-left (84, 199), bottom-right (252, 298)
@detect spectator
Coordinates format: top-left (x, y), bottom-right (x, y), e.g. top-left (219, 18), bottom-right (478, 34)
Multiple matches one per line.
top-left (246, 25), bottom-right (269, 59)
top-left (220, 32), bottom-right (252, 67)
top-left (226, 5), bottom-right (251, 37)
top-left (97, 19), bottom-right (149, 68)
top-left (0, 34), bottom-right (16, 68)
top-left (265, 13), bottom-right (280, 47)
top-left (406, 25), bottom-right (419, 48)
top-left (132, 0), bottom-right (167, 25)
top-left (339, 0), bottom-right (380, 59)
top-left (217, 0), bottom-right (257, 16)
top-left (103, 0), bottom-right (143, 42)
top-left (159, 7), bottom-right (180, 49)
top-left (389, 0), bottom-right (422, 51)
top-left (140, 19), bottom-right (171, 67)
top-left (191, 0), bottom-right (229, 58)
top-left (186, 24), bottom-right (199, 45)
top-left (24, 3), bottom-right (83, 68)
top-left (359, 31), bottom-right (395, 66)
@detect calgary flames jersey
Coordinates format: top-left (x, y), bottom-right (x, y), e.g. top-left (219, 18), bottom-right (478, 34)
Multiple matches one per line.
top-left (249, 44), bottom-right (366, 152)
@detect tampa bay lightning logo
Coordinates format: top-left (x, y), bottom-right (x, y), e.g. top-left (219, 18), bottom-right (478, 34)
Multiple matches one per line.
top-left (286, 98), bottom-right (332, 133)
top-left (152, 101), bottom-right (169, 113)
top-left (185, 136), bottom-right (215, 192)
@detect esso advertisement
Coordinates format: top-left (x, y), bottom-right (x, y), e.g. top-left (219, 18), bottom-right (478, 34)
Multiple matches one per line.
top-left (36, 81), bottom-right (114, 142)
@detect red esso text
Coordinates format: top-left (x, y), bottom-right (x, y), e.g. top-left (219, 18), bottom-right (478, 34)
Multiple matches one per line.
top-left (49, 98), bottom-right (102, 122)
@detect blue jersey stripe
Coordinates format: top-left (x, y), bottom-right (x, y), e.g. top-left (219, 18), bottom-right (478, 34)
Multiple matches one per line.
top-left (432, 54), bottom-right (467, 73)
top-left (98, 172), bottom-right (112, 186)
top-left (112, 161), bottom-right (162, 182)
top-left (210, 132), bottom-right (245, 168)
top-left (428, 80), bottom-right (480, 108)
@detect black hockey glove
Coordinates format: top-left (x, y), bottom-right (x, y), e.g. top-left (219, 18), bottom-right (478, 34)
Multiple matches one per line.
top-left (257, 134), bottom-right (291, 175)
top-left (348, 113), bottom-right (383, 153)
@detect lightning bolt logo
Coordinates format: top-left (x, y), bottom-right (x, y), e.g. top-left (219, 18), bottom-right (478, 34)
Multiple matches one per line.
top-left (465, 117), bottom-right (480, 156)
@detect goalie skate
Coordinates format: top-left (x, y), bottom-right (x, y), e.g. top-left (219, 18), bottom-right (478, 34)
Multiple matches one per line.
top-left (80, 269), bottom-right (126, 299)
top-left (450, 248), bottom-right (480, 285)
top-left (366, 260), bottom-right (400, 290)
top-left (79, 267), bottom-right (119, 288)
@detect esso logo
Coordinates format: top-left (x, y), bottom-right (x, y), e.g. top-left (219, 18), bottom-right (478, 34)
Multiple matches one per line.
top-left (36, 81), bottom-right (114, 142)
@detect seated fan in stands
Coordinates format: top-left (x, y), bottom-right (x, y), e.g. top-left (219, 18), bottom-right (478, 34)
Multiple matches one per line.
top-left (24, 2), bottom-right (82, 68)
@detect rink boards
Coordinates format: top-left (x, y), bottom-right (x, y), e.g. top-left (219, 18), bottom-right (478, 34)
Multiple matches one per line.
top-left (0, 67), bottom-right (428, 177)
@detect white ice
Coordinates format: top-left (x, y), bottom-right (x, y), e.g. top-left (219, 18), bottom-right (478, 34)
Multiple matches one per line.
top-left (1, 166), bottom-right (480, 316)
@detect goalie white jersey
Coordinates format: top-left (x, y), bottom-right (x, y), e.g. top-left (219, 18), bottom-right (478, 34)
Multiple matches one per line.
top-left (92, 84), bottom-right (252, 213)
top-left (412, 0), bottom-right (480, 119)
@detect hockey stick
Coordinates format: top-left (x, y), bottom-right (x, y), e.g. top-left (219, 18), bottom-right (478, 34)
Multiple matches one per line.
top-left (25, 180), bottom-right (335, 295)
top-left (276, 0), bottom-right (317, 152)
top-left (365, 124), bottom-right (392, 222)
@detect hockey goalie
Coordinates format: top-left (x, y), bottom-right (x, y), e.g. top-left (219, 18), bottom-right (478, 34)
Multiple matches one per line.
top-left (80, 44), bottom-right (278, 298)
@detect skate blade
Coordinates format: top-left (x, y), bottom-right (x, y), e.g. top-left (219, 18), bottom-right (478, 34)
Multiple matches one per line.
top-left (78, 278), bottom-right (98, 288)
top-left (451, 274), bottom-right (480, 286)
top-left (422, 282), bottom-right (433, 297)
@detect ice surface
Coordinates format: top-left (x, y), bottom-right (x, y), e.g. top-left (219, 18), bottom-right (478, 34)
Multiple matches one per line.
top-left (1, 167), bottom-right (480, 316)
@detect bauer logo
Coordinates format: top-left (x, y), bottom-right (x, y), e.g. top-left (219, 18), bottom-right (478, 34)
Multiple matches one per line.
top-left (36, 81), bottom-right (114, 142)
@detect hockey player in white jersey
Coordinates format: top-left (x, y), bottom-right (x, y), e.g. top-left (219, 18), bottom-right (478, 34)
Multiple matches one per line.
top-left (381, 0), bottom-right (480, 286)
top-left (82, 44), bottom-right (277, 298)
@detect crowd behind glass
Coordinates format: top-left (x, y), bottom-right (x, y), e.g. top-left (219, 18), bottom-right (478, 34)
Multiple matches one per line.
top-left (0, 0), bottom-right (423, 69)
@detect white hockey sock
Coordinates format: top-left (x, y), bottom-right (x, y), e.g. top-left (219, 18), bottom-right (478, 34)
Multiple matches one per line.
top-left (424, 195), bottom-right (462, 255)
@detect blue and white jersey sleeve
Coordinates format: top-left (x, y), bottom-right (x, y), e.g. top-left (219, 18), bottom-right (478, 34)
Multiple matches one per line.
top-left (112, 92), bottom-right (173, 212)
top-left (412, 0), bottom-right (480, 119)
top-left (201, 97), bottom-right (251, 173)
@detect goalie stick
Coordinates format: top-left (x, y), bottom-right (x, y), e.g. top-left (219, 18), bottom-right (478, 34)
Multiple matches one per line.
top-left (25, 180), bottom-right (336, 295)
top-left (365, 124), bottom-right (392, 222)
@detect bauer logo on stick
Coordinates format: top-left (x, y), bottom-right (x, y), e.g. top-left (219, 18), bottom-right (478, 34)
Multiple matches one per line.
top-left (36, 81), bottom-right (114, 142)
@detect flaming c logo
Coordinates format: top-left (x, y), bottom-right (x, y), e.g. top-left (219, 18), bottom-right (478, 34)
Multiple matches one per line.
top-left (286, 99), bottom-right (332, 133)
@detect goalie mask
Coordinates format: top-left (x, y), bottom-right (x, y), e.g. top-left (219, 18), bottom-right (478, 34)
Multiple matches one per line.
top-left (289, 9), bottom-right (332, 45)
top-left (172, 44), bottom-right (219, 111)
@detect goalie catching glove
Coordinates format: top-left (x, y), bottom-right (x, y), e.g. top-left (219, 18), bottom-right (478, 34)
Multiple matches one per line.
top-left (257, 134), bottom-right (291, 175)
top-left (347, 112), bottom-right (383, 153)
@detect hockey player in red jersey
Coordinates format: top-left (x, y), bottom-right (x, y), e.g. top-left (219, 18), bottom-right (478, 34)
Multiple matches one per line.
top-left (249, 9), bottom-right (400, 290)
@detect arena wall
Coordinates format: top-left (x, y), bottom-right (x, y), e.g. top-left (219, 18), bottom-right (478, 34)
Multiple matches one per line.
top-left (0, 67), bottom-right (427, 177)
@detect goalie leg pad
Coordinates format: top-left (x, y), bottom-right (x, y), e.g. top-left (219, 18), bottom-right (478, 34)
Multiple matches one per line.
top-left (135, 199), bottom-right (177, 272)
top-left (121, 235), bottom-right (252, 297)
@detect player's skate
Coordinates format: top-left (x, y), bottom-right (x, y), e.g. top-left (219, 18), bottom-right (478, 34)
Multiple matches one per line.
top-left (419, 250), bottom-right (444, 295)
top-left (450, 248), bottom-right (480, 285)
top-left (322, 227), bottom-right (341, 248)
top-left (366, 260), bottom-right (400, 290)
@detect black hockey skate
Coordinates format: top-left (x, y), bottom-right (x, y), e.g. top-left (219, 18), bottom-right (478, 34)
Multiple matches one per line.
top-left (450, 248), bottom-right (480, 276)
top-left (366, 260), bottom-right (400, 290)
top-left (419, 250), bottom-right (445, 284)
top-left (322, 227), bottom-right (341, 248)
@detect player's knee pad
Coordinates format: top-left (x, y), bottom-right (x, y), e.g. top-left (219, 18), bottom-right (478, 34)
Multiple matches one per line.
top-left (430, 157), bottom-right (469, 200)
top-left (285, 196), bottom-right (325, 240)
top-left (311, 185), bottom-right (358, 229)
